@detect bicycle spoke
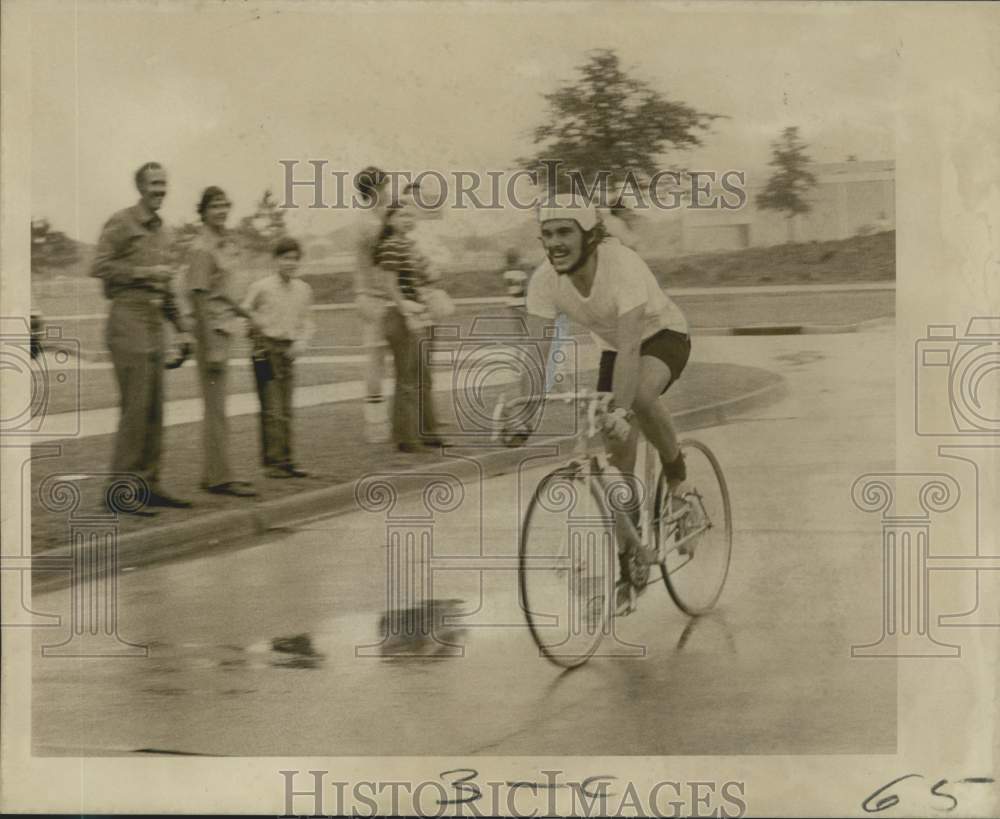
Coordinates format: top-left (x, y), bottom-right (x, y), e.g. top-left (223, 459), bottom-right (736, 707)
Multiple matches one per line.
top-left (519, 462), bottom-right (613, 667)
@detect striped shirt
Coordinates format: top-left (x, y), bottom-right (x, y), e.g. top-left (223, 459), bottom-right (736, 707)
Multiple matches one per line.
top-left (373, 231), bottom-right (430, 302)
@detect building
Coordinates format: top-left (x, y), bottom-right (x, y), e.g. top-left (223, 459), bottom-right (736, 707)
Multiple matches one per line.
top-left (676, 159), bottom-right (895, 253)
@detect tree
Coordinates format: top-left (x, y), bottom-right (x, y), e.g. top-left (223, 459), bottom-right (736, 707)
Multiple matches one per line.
top-left (758, 126), bottom-right (818, 243)
top-left (236, 189), bottom-right (288, 253)
top-left (167, 221), bottom-right (202, 265)
top-left (31, 218), bottom-right (79, 275)
top-left (519, 49), bottom-right (720, 200)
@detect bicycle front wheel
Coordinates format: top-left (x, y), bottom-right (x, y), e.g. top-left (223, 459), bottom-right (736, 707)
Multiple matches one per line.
top-left (654, 439), bottom-right (733, 615)
top-left (519, 462), bottom-right (615, 668)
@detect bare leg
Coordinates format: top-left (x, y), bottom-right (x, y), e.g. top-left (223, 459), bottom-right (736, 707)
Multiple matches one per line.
top-left (630, 356), bottom-right (683, 491)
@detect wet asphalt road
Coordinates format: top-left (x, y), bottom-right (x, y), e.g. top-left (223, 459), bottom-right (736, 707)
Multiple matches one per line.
top-left (32, 323), bottom-right (897, 756)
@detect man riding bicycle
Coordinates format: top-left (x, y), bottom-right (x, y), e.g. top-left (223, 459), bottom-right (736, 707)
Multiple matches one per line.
top-left (517, 194), bottom-right (693, 609)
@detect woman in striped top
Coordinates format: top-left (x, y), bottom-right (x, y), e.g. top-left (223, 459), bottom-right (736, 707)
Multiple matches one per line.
top-left (373, 203), bottom-right (442, 452)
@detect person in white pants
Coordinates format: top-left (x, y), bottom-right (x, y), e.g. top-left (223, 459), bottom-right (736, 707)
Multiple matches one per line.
top-left (353, 166), bottom-right (393, 442)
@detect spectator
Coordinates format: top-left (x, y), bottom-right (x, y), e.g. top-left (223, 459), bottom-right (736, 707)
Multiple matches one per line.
top-left (502, 249), bottom-right (528, 311)
top-left (242, 236), bottom-right (315, 478)
top-left (90, 161), bottom-right (193, 514)
top-left (353, 166), bottom-right (392, 443)
top-left (186, 186), bottom-right (256, 497)
top-left (373, 201), bottom-right (444, 453)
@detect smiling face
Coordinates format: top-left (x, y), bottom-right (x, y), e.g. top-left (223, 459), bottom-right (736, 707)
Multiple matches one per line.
top-left (203, 196), bottom-right (232, 230)
top-left (138, 167), bottom-right (167, 212)
top-left (540, 218), bottom-right (586, 274)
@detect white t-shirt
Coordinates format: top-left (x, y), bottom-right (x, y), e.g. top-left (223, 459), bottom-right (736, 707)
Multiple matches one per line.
top-left (526, 240), bottom-right (687, 351)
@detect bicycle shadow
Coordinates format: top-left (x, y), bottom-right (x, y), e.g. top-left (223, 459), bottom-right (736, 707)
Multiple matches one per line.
top-left (672, 611), bottom-right (738, 655)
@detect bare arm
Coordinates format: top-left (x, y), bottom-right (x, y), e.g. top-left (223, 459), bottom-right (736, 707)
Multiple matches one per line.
top-left (520, 311), bottom-right (556, 409)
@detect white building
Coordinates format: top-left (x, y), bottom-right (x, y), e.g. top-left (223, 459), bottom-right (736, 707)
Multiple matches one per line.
top-left (675, 159), bottom-right (895, 253)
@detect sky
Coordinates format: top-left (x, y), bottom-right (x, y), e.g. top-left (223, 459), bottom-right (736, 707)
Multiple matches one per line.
top-left (29, 0), bottom-right (898, 243)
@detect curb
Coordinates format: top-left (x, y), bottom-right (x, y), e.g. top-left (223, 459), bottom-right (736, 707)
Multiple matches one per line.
top-left (32, 372), bottom-right (788, 592)
top-left (706, 315), bottom-right (893, 337)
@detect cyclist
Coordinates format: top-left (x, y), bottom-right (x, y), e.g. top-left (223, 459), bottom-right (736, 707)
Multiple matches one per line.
top-left (518, 194), bottom-right (693, 605)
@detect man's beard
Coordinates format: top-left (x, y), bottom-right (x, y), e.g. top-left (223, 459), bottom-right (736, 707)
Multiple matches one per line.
top-left (549, 250), bottom-right (582, 275)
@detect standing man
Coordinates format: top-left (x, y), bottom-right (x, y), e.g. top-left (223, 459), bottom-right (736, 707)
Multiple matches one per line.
top-left (242, 236), bottom-right (315, 478)
top-left (91, 162), bottom-right (193, 514)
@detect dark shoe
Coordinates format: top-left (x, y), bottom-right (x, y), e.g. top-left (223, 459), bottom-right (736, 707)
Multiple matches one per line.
top-left (105, 499), bottom-right (159, 518)
top-left (147, 489), bottom-right (193, 509)
top-left (420, 436), bottom-right (444, 448)
top-left (285, 465), bottom-right (308, 478)
top-left (397, 443), bottom-right (420, 454)
top-left (265, 467), bottom-right (294, 479)
top-left (206, 481), bottom-right (257, 498)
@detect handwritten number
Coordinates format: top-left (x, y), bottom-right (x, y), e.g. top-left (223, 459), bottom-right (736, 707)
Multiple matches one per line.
top-left (862, 774), bottom-right (923, 812)
top-left (439, 768), bottom-right (482, 806)
top-left (930, 779), bottom-right (958, 812)
top-left (863, 775), bottom-right (994, 813)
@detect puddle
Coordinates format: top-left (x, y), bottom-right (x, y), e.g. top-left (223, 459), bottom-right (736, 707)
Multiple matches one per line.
top-left (372, 598), bottom-right (469, 659)
top-left (268, 633), bottom-right (324, 669)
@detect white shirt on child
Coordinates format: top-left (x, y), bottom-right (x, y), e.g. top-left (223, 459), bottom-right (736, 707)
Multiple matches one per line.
top-left (241, 274), bottom-right (315, 343)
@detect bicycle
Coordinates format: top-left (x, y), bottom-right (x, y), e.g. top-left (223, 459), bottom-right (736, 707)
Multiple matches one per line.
top-left (494, 390), bottom-right (732, 669)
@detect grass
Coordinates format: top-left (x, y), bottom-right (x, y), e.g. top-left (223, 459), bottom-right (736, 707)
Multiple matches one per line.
top-left (260, 231), bottom-right (896, 303)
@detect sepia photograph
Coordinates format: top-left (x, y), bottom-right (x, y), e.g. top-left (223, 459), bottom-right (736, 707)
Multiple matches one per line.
top-left (1, 1), bottom-right (997, 816)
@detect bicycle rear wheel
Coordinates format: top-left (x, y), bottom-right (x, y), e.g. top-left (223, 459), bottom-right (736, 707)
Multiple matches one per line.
top-left (654, 439), bottom-right (732, 615)
top-left (519, 462), bottom-right (615, 668)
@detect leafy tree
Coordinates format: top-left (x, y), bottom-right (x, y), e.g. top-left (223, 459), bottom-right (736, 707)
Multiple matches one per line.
top-left (236, 189), bottom-right (288, 253)
top-left (758, 126), bottom-right (818, 242)
top-left (166, 221), bottom-right (202, 265)
top-left (31, 218), bottom-right (79, 275)
top-left (519, 49), bottom-right (720, 199)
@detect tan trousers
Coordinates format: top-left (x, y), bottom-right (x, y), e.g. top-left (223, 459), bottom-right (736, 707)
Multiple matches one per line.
top-left (106, 295), bottom-right (165, 488)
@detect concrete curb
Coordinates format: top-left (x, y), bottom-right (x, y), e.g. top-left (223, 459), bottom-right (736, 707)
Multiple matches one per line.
top-left (32, 371), bottom-right (788, 592)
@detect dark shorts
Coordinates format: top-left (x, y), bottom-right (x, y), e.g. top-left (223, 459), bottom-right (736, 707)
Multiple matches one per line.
top-left (597, 328), bottom-right (692, 395)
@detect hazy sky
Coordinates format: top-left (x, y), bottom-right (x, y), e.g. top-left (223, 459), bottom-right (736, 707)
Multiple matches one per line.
top-left (30, 1), bottom-right (897, 242)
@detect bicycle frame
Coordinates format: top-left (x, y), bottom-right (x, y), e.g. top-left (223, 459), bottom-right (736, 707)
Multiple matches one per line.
top-left (494, 389), bottom-right (708, 564)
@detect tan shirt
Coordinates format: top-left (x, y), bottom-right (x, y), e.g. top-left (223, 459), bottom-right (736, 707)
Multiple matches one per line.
top-left (186, 226), bottom-right (243, 364)
top-left (186, 226), bottom-right (242, 332)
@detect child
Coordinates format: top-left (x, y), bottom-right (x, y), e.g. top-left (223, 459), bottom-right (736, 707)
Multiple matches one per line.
top-left (502, 249), bottom-right (528, 312)
top-left (242, 236), bottom-right (315, 477)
